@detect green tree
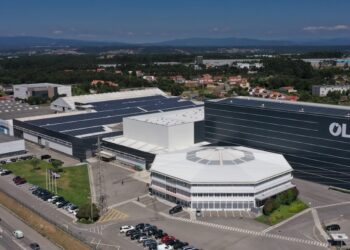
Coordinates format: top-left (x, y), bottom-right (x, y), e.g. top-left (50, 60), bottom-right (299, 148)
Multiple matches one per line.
top-left (263, 198), bottom-right (278, 215)
top-left (51, 159), bottom-right (63, 171)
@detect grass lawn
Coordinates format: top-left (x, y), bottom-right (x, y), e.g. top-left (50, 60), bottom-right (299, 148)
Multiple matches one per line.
top-left (256, 199), bottom-right (308, 225)
top-left (4, 159), bottom-right (90, 206)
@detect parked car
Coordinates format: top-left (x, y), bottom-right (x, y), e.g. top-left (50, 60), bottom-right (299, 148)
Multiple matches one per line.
top-left (135, 223), bottom-right (145, 230)
top-left (47, 196), bottom-right (59, 203)
top-left (120, 225), bottom-right (134, 233)
top-left (126, 229), bottom-right (136, 237)
top-left (138, 235), bottom-right (148, 243)
top-left (29, 243), bottom-right (40, 250)
top-left (157, 243), bottom-right (173, 250)
top-left (29, 185), bottom-right (38, 191)
top-left (148, 242), bottom-right (158, 250)
top-left (169, 205), bottom-right (182, 215)
top-left (326, 224), bottom-right (341, 231)
top-left (143, 239), bottom-right (157, 247)
top-left (0, 170), bottom-right (12, 176)
top-left (13, 176), bottom-right (26, 185)
top-left (67, 205), bottom-right (78, 213)
top-left (161, 235), bottom-right (176, 244)
top-left (41, 155), bottom-right (51, 160)
top-left (13, 230), bottom-right (24, 239)
top-left (131, 231), bottom-right (145, 240)
top-left (57, 201), bottom-right (69, 208)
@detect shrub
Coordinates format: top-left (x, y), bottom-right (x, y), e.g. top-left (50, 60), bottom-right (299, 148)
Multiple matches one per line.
top-left (288, 200), bottom-right (307, 213)
top-left (286, 187), bottom-right (299, 205)
top-left (76, 203), bottom-right (100, 222)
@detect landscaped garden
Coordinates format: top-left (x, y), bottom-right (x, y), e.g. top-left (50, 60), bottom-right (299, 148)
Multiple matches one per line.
top-left (256, 187), bottom-right (308, 225)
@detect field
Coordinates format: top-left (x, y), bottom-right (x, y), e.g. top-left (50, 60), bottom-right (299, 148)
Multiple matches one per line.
top-left (4, 159), bottom-right (90, 206)
top-left (256, 199), bottom-right (308, 225)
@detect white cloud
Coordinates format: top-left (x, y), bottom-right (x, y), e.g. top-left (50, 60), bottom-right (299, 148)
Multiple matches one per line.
top-left (52, 30), bottom-right (63, 34)
top-left (303, 25), bottom-right (349, 31)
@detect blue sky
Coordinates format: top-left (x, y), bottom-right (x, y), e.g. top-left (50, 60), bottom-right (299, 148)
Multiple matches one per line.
top-left (0, 0), bottom-right (349, 42)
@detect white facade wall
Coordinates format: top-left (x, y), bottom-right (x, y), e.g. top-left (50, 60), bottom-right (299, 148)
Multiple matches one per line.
top-left (57, 85), bottom-right (72, 97)
top-left (13, 86), bottom-right (28, 99)
top-left (23, 133), bottom-right (39, 143)
top-left (23, 132), bottom-right (72, 155)
top-left (40, 138), bottom-right (73, 155)
top-left (123, 117), bottom-right (195, 150)
top-left (0, 139), bottom-right (25, 155)
top-left (151, 172), bottom-right (293, 211)
top-left (123, 118), bottom-right (169, 148)
top-left (168, 123), bottom-right (194, 150)
top-left (312, 85), bottom-right (350, 97)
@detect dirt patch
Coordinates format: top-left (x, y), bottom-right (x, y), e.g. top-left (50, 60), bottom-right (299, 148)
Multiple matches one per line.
top-left (0, 191), bottom-right (90, 250)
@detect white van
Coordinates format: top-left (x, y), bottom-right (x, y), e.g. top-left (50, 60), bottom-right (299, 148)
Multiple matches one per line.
top-left (13, 230), bottom-right (24, 239)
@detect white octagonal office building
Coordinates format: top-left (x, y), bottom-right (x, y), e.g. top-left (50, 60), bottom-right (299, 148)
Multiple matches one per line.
top-left (150, 146), bottom-right (294, 211)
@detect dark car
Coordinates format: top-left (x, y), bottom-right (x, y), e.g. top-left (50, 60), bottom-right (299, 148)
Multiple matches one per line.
top-left (1, 170), bottom-right (12, 176)
top-left (130, 231), bottom-right (145, 240)
top-left (0, 161), bottom-right (6, 165)
top-left (126, 229), bottom-right (136, 237)
top-left (143, 239), bottom-right (157, 247)
top-left (10, 158), bottom-right (17, 162)
top-left (41, 155), bottom-right (51, 160)
top-left (58, 201), bottom-right (69, 208)
top-left (148, 242), bottom-right (157, 250)
top-left (30, 242), bottom-right (40, 250)
top-left (173, 241), bottom-right (188, 249)
top-left (169, 205), bottom-right (182, 215)
top-left (326, 224), bottom-right (341, 231)
top-left (13, 176), bottom-right (26, 185)
top-left (135, 223), bottom-right (145, 230)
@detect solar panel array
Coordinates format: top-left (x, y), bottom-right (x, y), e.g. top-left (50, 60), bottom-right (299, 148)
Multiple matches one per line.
top-left (217, 97), bottom-right (350, 117)
top-left (27, 95), bottom-right (200, 137)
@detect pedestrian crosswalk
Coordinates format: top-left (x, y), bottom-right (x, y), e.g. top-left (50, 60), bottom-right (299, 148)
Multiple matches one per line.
top-left (98, 208), bottom-right (128, 223)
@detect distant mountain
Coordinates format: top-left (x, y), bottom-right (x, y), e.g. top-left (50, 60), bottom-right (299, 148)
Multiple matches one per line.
top-left (0, 36), bottom-right (128, 50)
top-left (154, 37), bottom-right (296, 47)
top-left (298, 37), bottom-right (350, 46)
top-left (0, 36), bottom-right (349, 50)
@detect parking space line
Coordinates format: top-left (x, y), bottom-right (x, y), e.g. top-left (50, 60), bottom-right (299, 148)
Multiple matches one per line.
top-left (224, 210), bottom-right (227, 218)
top-left (231, 210), bottom-right (235, 217)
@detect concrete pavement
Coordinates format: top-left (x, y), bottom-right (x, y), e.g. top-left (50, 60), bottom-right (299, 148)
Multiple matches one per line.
top-left (0, 205), bottom-right (60, 250)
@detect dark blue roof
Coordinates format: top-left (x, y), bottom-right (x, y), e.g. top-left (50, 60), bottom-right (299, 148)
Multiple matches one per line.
top-left (213, 97), bottom-right (350, 117)
top-left (27, 95), bottom-right (201, 137)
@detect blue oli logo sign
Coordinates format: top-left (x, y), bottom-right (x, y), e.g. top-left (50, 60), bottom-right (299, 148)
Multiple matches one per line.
top-left (329, 122), bottom-right (350, 138)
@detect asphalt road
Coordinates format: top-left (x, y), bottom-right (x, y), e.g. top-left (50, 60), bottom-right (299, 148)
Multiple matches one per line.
top-left (0, 205), bottom-right (60, 250)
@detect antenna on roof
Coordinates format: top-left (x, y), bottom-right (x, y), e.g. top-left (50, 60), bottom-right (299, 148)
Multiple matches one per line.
top-left (261, 103), bottom-right (265, 108)
top-left (299, 107), bottom-right (304, 112)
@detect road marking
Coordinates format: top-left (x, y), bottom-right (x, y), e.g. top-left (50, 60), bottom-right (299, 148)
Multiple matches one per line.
top-left (224, 210), bottom-right (227, 218)
top-left (231, 210), bottom-right (235, 217)
top-left (98, 208), bottom-right (128, 223)
top-left (158, 212), bottom-right (328, 248)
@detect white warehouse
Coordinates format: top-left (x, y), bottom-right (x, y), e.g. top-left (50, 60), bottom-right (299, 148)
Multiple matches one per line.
top-left (150, 146), bottom-right (294, 211)
top-left (14, 83), bottom-right (71, 100)
top-left (102, 107), bottom-right (205, 169)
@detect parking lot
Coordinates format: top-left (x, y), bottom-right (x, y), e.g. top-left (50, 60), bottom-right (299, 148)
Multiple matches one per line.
top-left (0, 99), bottom-right (53, 120)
